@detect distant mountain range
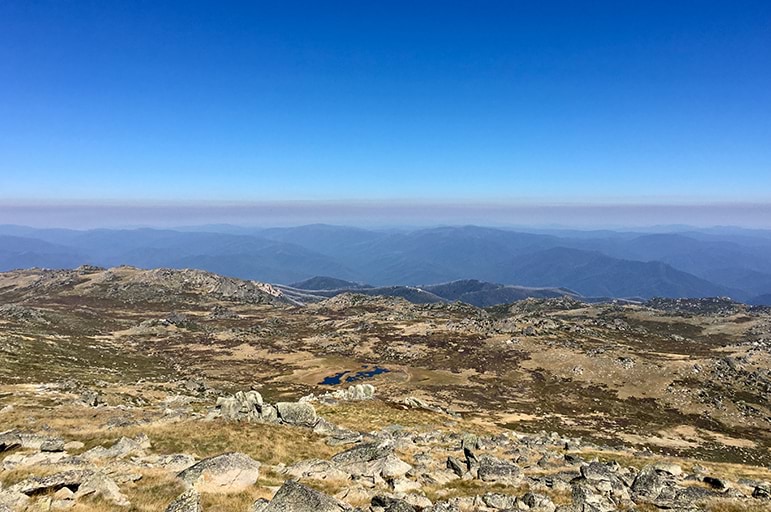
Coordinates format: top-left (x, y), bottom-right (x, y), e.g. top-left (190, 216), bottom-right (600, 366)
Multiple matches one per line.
top-left (2, 223), bottom-right (771, 304)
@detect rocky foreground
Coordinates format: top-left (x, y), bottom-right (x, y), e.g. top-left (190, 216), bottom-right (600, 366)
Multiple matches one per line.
top-left (0, 382), bottom-right (769, 512)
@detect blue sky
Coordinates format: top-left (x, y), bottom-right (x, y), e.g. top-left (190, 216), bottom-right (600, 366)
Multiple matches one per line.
top-left (1, 1), bottom-right (770, 222)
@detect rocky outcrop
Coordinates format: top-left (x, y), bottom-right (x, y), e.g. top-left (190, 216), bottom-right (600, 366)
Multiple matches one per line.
top-left (215, 391), bottom-right (318, 427)
top-left (216, 391), bottom-right (274, 422)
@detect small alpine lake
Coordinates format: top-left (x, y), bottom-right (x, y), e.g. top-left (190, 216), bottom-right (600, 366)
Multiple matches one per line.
top-left (319, 365), bottom-right (390, 385)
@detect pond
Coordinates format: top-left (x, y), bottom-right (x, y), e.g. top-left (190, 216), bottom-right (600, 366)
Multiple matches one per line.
top-left (319, 365), bottom-right (390, 385)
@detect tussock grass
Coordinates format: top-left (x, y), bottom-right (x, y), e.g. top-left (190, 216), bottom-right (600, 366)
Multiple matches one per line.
top-left (317, 399), bottom-right (498, 436)
top-left (119, 470), bottom-right (186, 512)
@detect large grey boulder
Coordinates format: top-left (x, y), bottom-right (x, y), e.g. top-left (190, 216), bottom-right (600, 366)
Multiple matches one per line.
top-left (178, 452), bottom-right (261, 492)
top-left (259, 403), bottom-right (279, 423)
top-left (580, 461), bottom-right (618, 482)
top-left (264, 480), bottom-right (349, 511)
top-left (276, 402), bottom-right (317, 427)
top-left (165, 489), bottom-right (202, 512)
top-left (330, 441), bottom-right (410, 480)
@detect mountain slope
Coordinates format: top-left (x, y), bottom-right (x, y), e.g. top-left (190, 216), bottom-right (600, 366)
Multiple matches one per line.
top-left (0, 235), bottom-right (89, 271)
top-left (507, 247), bottom-right (736, 299)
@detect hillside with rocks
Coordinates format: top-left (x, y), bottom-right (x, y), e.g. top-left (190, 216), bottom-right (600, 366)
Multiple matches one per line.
top-left (0, 266), bottom-right (770, 511)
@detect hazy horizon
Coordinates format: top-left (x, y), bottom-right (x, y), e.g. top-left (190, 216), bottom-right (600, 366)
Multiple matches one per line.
top-left (2, 200), bottom-right (771, 230)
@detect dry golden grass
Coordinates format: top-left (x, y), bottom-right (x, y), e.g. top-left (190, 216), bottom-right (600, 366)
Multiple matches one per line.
top-left (200, 488), bottom-right (265, 511)
top-left (142, 420), bottom-right (337, 465)
top-left (316, 399), bottom-right (500, 437)
top-left (317, 400), bottom-right (446, 431)
top-left (704, 500), bottom-right (771, 512)
top-left (118, 470), bottom-right (186, 512)
top-left (0, 402), bottom-right (336, 465)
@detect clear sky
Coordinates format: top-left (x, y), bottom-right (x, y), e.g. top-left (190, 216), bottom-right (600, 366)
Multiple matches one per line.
top-left (1, 1), bottom-right (770, 225)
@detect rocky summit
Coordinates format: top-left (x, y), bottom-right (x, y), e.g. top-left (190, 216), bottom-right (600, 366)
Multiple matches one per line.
top-left (0, 266), bottom-right (769, 511)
